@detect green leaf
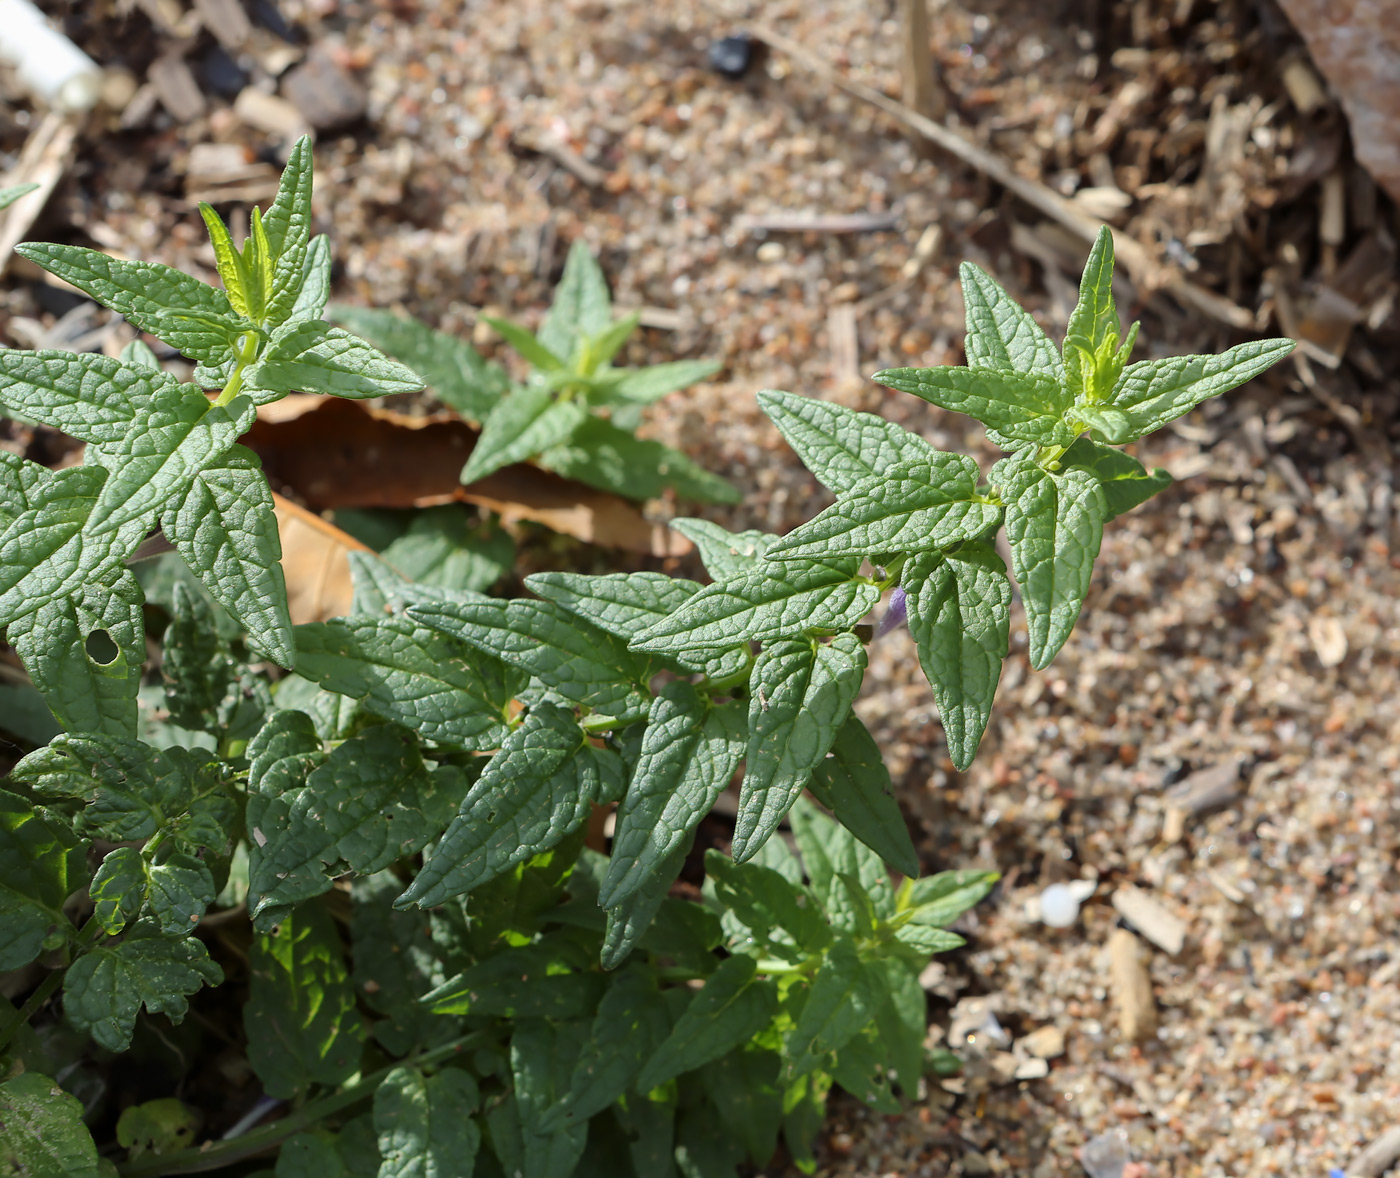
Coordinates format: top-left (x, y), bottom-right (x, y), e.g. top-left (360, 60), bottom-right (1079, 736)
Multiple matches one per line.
top-left (275, 1127), bottom-right (375, 1178)
top-left (538, 241), bottom-right (612, 360)
top-left (996, 452), bottom-right (1106, 670)
top-left (380, 507), bottom-right (514, 594)
top-left (8, 569), bottom-right (146, 737)
top-left (630, 559), bottom-right (878, 655)
top-left (398, 702), bottom-right (600, 906)
top-left (63, 919), bottom-right (222, 1051)
top-left (200, 203), bottom-right (254, 319)
top-left (116, 1097), bottom-right (201, 1158)
top-left (0, 1071), bottom-right (102, 1178)
top-left (903, 869), bottom-right (999, 924)
top-left (525, 570), bottom-right (700, 645)
top-left (288, 234), bottom-right (333, 323)
top-left (375, 1065), bottom-right (481, 1178)
top-left (263, 137), bottom-right (316, 325)
top-left (581, 312), bottom-right (640, 373)
top-left (537, 416), bottom-right (740, 504)
top-left (1059, 437), bottom-right (1171, 520)
top-left (0, 682), bottom-right (62, 745)
top-left (732, 633), bottom-right (865, 862)
top-left (765, 458), bottom-right (999, 563)
top-left (346, 550), bottom-right (449, 617)
top-left (871, 365), bottom-right (1073, 449)
top-left (246, 321), bottom-right (426, 402)
top-left (91, 846), bottom-right (147, 936)
top-left (162, 582), bottom-right (239, 734)
top-left (704, 851), bottom-right (830, 963)
top-left (784, 937), bottom-right (879, 1079)
top-left (606, 359), bottom-right (721, 403)
top-left (166, 444), bottom-right (294, 666)
top-left (245, 900), bottom-right (366, 1099)
top-left (513, 1021), bottom-right (590, 1178)
top-left (674, 1106), bottom-right (744, 1178)
top-left (85, 384), bottom-right (254, 534)
top-left (249, 724), bottom-right (460, 915)
top-left (697, 1048), bottom-right (782, 1166)
top-left (756, 389), bottom-right (947, 497)
top-left (958, 262), bottom-right (1063, 379)
top-left (870, 958), bottom-right (925, 1094)
top-left (901, 541), bottom-right (1010, 770)
top-left (668, 518), bottom-right (776, 581)
top-left (480, 316), bottom-right (565, 372)
top-left (423, 939), bottom-right (603, 1020)
top-left (804, 715), bottom-right (917, 876)
top-left (0, 182), bottom-right (38, 208)
top-left (293, 616), bottom-right (515, 749)
top-left (0, 349), bottom-right (179, 443)
top-left (0, 789), bottom-right (84, 969)
top-left (542, 970), bottom-right (670, 1132)
top-left (600, 684), bottom-right (745, 908)
top-left (788, 797), bottom-right (890, 932)
top-left (407, 596), bottom-right (648, 723)
top-left (599, 838), bottom-right (691, 970)
top-left (14, 243), bottom-right (249, 364)
top-left (459, 383), bottom-right (587, 484)
top-left (146, 852), bottom-right (215, 936)
top-left (636, 955), bottom-right (777, 1092)
top-left (327, 306), bottom-right (509, 421)
top-left (1062, 226), bottom-right (1119, 403)
top-left (120, 339), bottom-right (163, 372)
top-left (1109, 338), bottom-right (1296, 439)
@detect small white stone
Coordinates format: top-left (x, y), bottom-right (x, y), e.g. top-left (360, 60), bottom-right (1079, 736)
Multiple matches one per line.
top-left (755, 241), bottom-right (785, 262)
top-left (1039, 881), bottom-right (1093, 928)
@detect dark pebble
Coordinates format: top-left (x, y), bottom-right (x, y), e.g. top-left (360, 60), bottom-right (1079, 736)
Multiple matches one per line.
top-left (195, 45), bottom-right (248, 98)
top-left (707, 34), bottom-right (754, 79)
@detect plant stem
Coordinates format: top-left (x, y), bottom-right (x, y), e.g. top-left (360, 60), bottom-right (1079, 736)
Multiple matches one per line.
top-left (0, 968), bottom-right (64, 1055)
top-left (115, 1031), bottom-right (490, 1177)
top-left (213, 332), bottom-right (260, 408)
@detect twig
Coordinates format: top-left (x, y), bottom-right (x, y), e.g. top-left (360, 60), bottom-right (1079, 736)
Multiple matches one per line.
top-left (749, 23), bottom-right (1257, 331)
top-left (512, 129), bottom-right (607, 188)
top-left (734, 211), bottom-right (899, 234)
top-left (0, 113), bottom-right (79, 279)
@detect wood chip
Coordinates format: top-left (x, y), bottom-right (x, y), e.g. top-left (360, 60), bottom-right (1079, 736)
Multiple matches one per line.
top-left (1112, 885), bottom-right (1187, 956)
top-left (1108, 928), bottom-right (1157, 1042)
top-left (0, 113), bottom-right (79, 280)
top-left (827, 303), bottom-right (859, 386)
top-left (1165, 758), bottom-right (1244, 815)
top-left (1280, 56), bottom-right (1327, 116)
top-left (234, 87), bottom-right (311, 140)
top-left (1349, 1126), bottom-right (1400, 1178)
top-left (192, 0), bottom-right (253, 51)
top-left (148, 53), bottom-right (207, 122)
top-left (1019, 1025), bottom-right (1065, 1060)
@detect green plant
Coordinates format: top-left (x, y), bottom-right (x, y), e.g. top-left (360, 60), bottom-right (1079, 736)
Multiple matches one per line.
top-left (330, 244), bottom-right (738, 505)
top-left (0, 135), bottom-right (1293, 1177)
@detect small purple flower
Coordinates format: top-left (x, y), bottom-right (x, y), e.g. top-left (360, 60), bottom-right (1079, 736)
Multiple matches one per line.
top-left (876, 586), bottom-right (908, 638)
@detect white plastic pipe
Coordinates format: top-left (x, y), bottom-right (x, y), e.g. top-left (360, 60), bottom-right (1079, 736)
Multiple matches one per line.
top-left (0, 0), bottom-right (102, 114)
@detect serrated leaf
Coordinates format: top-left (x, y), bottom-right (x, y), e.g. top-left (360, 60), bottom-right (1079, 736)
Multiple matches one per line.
top-left (732, 633), bottom-right (866, 862)
top-left (480, 316), bottom-right (565, 372)
top-left (630, 559), bottom-right (877, 655)
top-left (636, 955), bottom-right (776, 1092)
top-left (346, 550), bottom-right (450, 618)
top-left (1059, 437), bottom-right (1171, 519)
top-left (162, 581), bottom-right (241, 735)
top-left (888, 919), bottom-right (965, 955)
top-left (668, 518), bottom-right (776, 580)
top-left (541, 970), bottom-right (670, 1131)
top-left (599, 837), bottom-right (690, 970)
top-left (288, 234), bottom-right (333, 323)
top-left (328, 306), bottom-right (510, 421)
top-left (15, 243), bottom-right (249, 363)
top-left (997, 452), bottom-right (1106, 670)
top-left (958, 262), bottom-right (1063, 379)
top-left (872, 365), bottom-right (1073, 448)
top-left (423, 938), bottom-right (603, 1019)
top-left (398, 702), bottom-right (598, 906)
top-left (901, 541), bottom-right (1010, 770)
top-left (9, 569), bottom-right (146, 737)
top-left (293, 616), bottom-right (515, 749)
top-left (147, 852), bottom-right (215, 936)
top-left (788, 797), bottom-right (890, 932)
top-left (407, 596), bottom-right (648, 723)
top-left (0, 349), bottom-right (179, 443)
top-left (537, 416), bottom-right (740, 504)
top-left (263, 137), bottom-right (316, 325)
top-left (380, 506), bottom-right (514, 594)
top-left (804, 715), bottom-right (917, 876)
top-left (0, 1072), bottom-right (103, 1178)
top-left (459, 383), bottom-right (587, 484)
top-left (784, 937), bottom-right (878, 1079)
top-left (63, 918), bottom-right (222, 1051)
top-left (245, 900), bottom-right (366, 1098)
top-left (91, 846), bottom-right (147, 937)
top-left (600, 684), bottom-right (745, 908)
top-left (85, 384), bottom-right (254, 534)
top-left (765, 456), bottom-right (998, 563)
top-left (1109, 338), bottom-right (1295, 439)
top-left (756, 389), bottom-right (947, 497)
top-left (200, 202), bottom-right (253, 319)
top-left (0, 789), bottom-right (84, 969)
top-left (704, 851), bottom-right (831, 963)
top-left (166, 444), bottom-right (294, 666)
top-left (606, 359), bottom-right (721, 403)
top-left (1061, 227), bottom-right (1120, 402)
top-left (525, 570), bottom-right (700, 643)
top-left (249, 724), bottom-right (459, 915)
top-left (538, 241), bottom-right (612, 360)
top-left (246, 321), bottom-right (425, 402)
top-left (375, 1066), bottom-right (481, 1178)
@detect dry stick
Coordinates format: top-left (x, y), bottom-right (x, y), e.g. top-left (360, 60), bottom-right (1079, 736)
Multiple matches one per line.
top-left (897, 0), bottom-right (942, 159)
top-left (749, 23), bottom-right (1257, 331)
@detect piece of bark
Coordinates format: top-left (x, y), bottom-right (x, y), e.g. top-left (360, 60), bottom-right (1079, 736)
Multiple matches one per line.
top-left (1112, 885), bottom-right (1187, 956)
top-left (1108, 928), bottom-right (1156, 1042)
top-left (0, 113), bottom-right (78, 279)
top-left (897, 0), bottom-right (942, 159)
top-left (149, 53), bottom-right (208, 122)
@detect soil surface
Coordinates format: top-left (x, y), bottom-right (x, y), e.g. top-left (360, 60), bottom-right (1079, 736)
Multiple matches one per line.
top-left (3, 0), bottom-right (1398, 1175)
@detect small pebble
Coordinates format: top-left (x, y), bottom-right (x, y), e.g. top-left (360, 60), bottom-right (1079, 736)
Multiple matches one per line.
top-left (707, 33), bottom-right (754, 79)
top-left (1039, 881), bottom-right (1094, 928)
